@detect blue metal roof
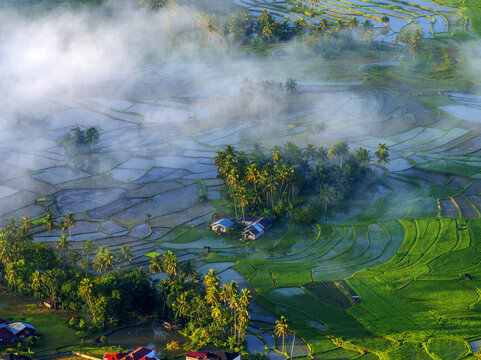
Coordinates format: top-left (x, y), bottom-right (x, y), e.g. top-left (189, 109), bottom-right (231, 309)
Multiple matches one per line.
top-left (216, 218), bottom-right (234, 228)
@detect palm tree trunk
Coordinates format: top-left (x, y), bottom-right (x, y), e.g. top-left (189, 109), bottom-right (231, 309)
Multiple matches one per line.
top-left (290, 333), bottom-right (296, 358)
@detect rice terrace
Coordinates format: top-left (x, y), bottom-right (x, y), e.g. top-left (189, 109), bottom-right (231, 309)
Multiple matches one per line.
top-left (3, 0), bottom-right (481, 359)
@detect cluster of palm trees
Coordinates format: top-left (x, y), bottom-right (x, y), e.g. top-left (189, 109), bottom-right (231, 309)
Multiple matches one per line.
top-left (215, 145), bottom-right (298, 218)
top-left (0, 216), bottom-right (34, 242)
top-left (44, 212), bottom-right (135, 273)
top-left (203, 269), bottom-right (252, 348)
top-left (239, 77), bottom-right (298, 119)
top-left (149, 250), bottom-right (196, 280)
top-left (215, 142), bottom-right (389, 217)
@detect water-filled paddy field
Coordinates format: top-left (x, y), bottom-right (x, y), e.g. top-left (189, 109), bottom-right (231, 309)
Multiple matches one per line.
top-left (5, 0), bottom-right (481, 357)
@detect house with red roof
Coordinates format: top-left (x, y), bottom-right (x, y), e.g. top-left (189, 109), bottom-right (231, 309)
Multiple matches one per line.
top-left (186, 352), bottom-right (208, 360)
top-left (104, 347), bottom-right (158, 360)
top-left (186, 351), bottom-right (240, 360)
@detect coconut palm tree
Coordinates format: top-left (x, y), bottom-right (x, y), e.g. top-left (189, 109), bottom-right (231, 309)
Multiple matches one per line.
top-left (204, 269), bottom-right (220, 289)
top-left (355, 147), bottom-right (371, 165)
top-left (319, 18), bottom-right (329, 32)
top-left (332, 141), bottom-right (349, 168)
top-left (179, 260), bottom-right (197, 280)
top-left (93, 247), bottom-right (116, 273)
top-left (21, 216), bottom-right (31, 231)
top-left (149, 254), bottom-right (163, 274)
top-left (43, 213), bottom-right (55, 232)
top-left (236, 186), bottom-right (248, 221)
top-left (327, 149), bottom-right (335, 165)
top-left (118, 244), bottom-right (134, 266)
top-left (246, 164), bottom-right (259, 191)
top-left (0, 241), bottom-right (11, 266)
top-left (375, 143), bottom-right (390, 166)
top-left (78, 278), bottom-right (95, 320)
top-left (56, 235), bottom-right (71, 259)
top-left (275, 316), bottom-right (289, 353)
top-left (320, 184), bottom-right (337, 211)
top-left (82, 239), bottom-right (95, 274)
top-left (63, 212), bottom-right (77, 240)
top-left (163, 250), bottom-right (178, 277)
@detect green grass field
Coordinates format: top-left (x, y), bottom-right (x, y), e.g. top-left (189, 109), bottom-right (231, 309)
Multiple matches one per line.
top-left (161, 218), bottom-right (481, 358)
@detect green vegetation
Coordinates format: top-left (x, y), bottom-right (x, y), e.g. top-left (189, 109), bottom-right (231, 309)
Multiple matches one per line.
top-left (214, 142), bottom-right (383, 222)
top-left (0, 216), bottom-right (253, 355)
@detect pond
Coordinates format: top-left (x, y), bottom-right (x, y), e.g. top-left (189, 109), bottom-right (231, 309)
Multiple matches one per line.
top-left (106, 323), bottom-right (187, 357)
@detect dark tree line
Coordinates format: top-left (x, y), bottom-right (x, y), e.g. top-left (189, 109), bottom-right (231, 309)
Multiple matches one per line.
top-left (0, 215), bottom-right (251, 352)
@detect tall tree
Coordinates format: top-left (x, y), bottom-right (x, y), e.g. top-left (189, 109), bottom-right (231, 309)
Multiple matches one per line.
top-left (149, 254), bottom-right (163, 274)
top-left (56, 235), bottom-right (71, 259)
top-left (375, 143), bottom-right (390, 166)
top-left (118, 244), bottom-right (134, 266)
top-left (82, 239), bottom-right (95, 274)
top-left (163, 250), bottom-right (178, 278)
top-left (274, 316), bottom-right (289, 353)
top-left (43, 214), bottom-right (55, 232)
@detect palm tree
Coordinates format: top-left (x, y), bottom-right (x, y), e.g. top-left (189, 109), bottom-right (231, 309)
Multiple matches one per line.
top-left (149, 254), bottom-right (164, 274)
top-left (21, 216), bottom-right (31, 231)
top-left (163, 250), bottom-right (178, 277)
top-left (327, 149), bottom-right (335, 165)
top-left (93, 247), bottom-right (116, 273)
top-left (304, 144), bottom-right (316, 160)
top-left (30, 270), bottom-right (43, 299)
top-left (63, 212), bottom-right (77, 240)
top-left (82, 239), bottom-right (95, 274)
top-left (118, 244), bottom-right (134, 266)
top-left (0, 241), bottom-right (11, 266)
top-left (348, 17), bottom-right (359, 28)
top-left (180, 260), bottom-right (197, 280)
top-left (272, 150), bottom-right (282, 164)
top-left (78, 278), bottom-right (95, 320)
top-left (56, 235), bottom-right (71, 258)
top-left (332, 141), bottom-right (349, 168)
top-left (275, 316), bottom-right (289, 353)
top-left (355, 147), bottom-right (371, 165)
top-left (204, 269), bottom-right (220, 289)
top-left (236, 186), bottom-right (248, 221)
top-left (375, 143), bottom-right (390, 166)
top-left (319, 18), bottom-right (329, 33)
top-left (320, 184), bottom-right (337, 211)
top-left (246, 164), bottom-right (259, 191)
top-left (43, 214), bottom-right (55, 232)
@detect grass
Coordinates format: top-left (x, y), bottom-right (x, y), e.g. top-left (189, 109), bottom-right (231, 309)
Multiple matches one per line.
top-left (151, 217), bottom-right (481, 357)
top-left (0, 291), bottom-right (84, 355)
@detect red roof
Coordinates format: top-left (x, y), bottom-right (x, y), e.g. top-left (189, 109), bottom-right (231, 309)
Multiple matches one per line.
top-left (44, 297), bottom-right (55, 303)
top-left (0, 327), bottom-right (14, 343)
top-left (105, 353), bottom-right (128, 360)
top-left (119, 348), bottom-right (153, 360)
top-left (186, 352), bottom-right (208, 359)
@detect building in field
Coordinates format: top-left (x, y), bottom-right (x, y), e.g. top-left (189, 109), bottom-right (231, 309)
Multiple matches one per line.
top-left (0, 328), bottom-right (15, 345)
top-left (0, 322), bottom-right (37, 344)
top-left (6, 323), bottom-right (36, 342)
top-left (104, 347), bottom-right (159, 360)
top-left (241, 217), bottom-right (272, 241)
top-left (211, 218), bottom-right (234, 234)
top-left (43, 296), bottom-right (63, 310)
top-left (186, 351), bottom-right (240, 360)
